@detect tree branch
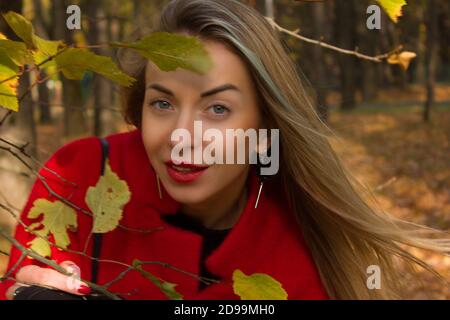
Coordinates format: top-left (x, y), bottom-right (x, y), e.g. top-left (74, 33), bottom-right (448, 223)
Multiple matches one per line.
top-left (0, 141), bottom-right (163, 234)
top-left (265, 17), bottom-right (392, 63)
top-left (0, 227), bottom-right (122, 300)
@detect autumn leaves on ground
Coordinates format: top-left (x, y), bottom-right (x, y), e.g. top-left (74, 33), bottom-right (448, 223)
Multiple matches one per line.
top-left (329, 105), bottom-right (450, 299)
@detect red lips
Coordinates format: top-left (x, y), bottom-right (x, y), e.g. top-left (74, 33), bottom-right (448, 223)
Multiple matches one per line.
top-left (165, 160), bottom-right (209, 183)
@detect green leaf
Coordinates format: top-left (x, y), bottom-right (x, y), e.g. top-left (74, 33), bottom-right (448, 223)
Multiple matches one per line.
top-left (111, 32), bottom-right (213, 74)
top-left (0, 50), bottom-right (19, 111)
top-left (31, 38), bottom-right (64, 79)
top-left (27, 237), bottom-right (51, 258)
top-left (0, 81), bottom-right (18, 112)
top-left (33, 36), bottom-right (63, 65)
top-left (86, 159), bottom-right (132, 233)
top-left (133, 260), bottom-right (184, 300)
top-left (376, 0), bottom-right (407, 23)
top-left (2, 11), bottom-right (36, 49)
top-left (2, 11), bottom-right (65, 67)
top-left (0, 39), bottom-right (33, 66)
top-left (0, 50), bottom-right (19, 75)
top-left (54, 48), bottom-right (135, 86)
top-left (2, 11), bottom-right (134, 87)
top-left (0, 82), bottom-right (18, 112)
top-left (35, 36), bottom-right (63, 56)
top-left (26, 198), bottom-right (78, 258)
top-left (232, 269), bottom-right (288, 300)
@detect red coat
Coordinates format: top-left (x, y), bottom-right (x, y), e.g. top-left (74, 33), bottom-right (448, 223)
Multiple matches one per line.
top-left (0, 129), bottom-right (328, 300)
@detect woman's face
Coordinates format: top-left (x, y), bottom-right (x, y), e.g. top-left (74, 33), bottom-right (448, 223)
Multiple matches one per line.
top-left (141, 38), bottom-right (261, 205)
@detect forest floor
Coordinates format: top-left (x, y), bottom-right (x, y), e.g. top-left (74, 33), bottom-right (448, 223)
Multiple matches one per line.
top-left (329, 106), bottom-right (450, 299)
top-left (0, 96), bottom-right (448, 299)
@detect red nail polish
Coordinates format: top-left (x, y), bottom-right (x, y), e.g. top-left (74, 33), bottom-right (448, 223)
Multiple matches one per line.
top-left (77, 285), bottom-right (91, 295)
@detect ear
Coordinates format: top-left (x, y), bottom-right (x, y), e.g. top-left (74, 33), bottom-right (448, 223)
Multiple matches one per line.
top-left (254, 129), bottom-right (271, 155)
top-left (254, 115), bottom-right (271, 155)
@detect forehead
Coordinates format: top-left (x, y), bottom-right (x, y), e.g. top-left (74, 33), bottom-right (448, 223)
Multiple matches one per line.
top-left (145, 39), bottom-right (253, 90)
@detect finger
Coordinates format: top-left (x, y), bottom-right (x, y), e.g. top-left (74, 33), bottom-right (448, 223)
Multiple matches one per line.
top-left (59, 260), bottom-right (80, 275)
top-left (15, 264), bottom-right (90, 296)
top-left (5, 283), bottom-right (28, 300)
top-left (59, 261), bottom-right (88, 293)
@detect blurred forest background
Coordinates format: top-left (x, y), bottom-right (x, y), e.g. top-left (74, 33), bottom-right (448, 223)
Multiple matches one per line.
top-left (0, 0), bottom-right (449, 299)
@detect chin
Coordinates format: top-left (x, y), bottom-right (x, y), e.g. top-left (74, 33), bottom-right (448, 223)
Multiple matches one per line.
top-left (164, 184), bottom-right (214, 205)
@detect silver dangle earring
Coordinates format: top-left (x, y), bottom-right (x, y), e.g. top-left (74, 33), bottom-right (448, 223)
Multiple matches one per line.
top-left (254, 179), bottom-right (264, 209)
top-left (254, 152), bottom-right (271, 209)
top-left (156, 174), bottom-right (163, 199)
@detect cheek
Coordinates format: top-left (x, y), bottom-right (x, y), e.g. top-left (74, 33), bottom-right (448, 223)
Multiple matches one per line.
top-left (222, 113), bottom-right (262, 162)
top-left (141, 107), bottom-right (170, 157)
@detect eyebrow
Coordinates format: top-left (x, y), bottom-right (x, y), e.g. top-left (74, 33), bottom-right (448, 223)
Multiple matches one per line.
top-left (146, 83), bottom-right (240, 98)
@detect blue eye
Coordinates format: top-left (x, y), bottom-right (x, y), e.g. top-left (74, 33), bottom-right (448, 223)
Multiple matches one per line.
top-left (209, 104), bottom-right (230, 115)
top-left (150, 100), bottom-right (172, 111)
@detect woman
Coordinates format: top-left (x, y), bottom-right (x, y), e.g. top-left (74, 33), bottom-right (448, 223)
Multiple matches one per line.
top-left (1, 0), bottom-right (448, 300)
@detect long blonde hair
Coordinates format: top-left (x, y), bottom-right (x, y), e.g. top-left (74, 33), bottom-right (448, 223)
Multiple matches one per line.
top-left (120, 0), bottom-right (450, 299)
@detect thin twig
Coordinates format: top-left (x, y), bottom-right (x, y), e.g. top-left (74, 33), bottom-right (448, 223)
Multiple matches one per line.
top-left (0, 227), bottom-right (122, 300)
top-left (0, 144), bottom-right (162, 234)
top-left (1, 252), bottom-right (26, 280)
top-left (0, 110), bottom-right (12, 126)
top-left (0, 190), bottom-right (23, 212)
top-left (1, 199), bottom-right (219, 294)
top-left (0, 137), bottom-right (78, 187)
top-left (0, 46), bottom-right (69, 125)
top-left (266, 17), bottom-right (392, 63)
top-left (25, 100), bottom-right (122, 113)
top-left (374, 176), bottom-right (398, 192)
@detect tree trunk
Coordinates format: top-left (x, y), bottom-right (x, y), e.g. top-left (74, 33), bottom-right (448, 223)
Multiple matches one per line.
top-left (312, 3), bottom-right (328, 121)
top-left (424, 0), bottom-right (438, 122)
top-left (335, 0), bottom-right (357, 110)
top-left (358, 1), bottom-right (378, 101)
top-left (265, 0), bottom-right (274, 19)
top-left (0, 1), bottom-right (38, 158)
top-left (246, 0), bottom-right (256, 8)
top-left (53, 0), bottom-right (87, 138)
top-left (32, 0), bottom-right (52, 124)
top-left (17, 74), bottom-right (38, 158)
top-left (87, 0), bottom-right (113, 137)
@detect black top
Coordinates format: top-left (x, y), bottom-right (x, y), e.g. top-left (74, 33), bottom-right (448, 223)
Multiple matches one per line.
top-left (161, 211), bottom-right (232, 291)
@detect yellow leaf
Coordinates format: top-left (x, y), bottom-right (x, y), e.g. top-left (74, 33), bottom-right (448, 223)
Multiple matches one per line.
top-left (27, 237), bottom-right (51, 258)
top-left (0, 50), bottom-right (19, 112)
top-left (232, 269), bottom-right (288, 300)
top-left (376, 0), bottom-right (407, 23)
top-left (0, 39), bottom-right (33, 66)
top-left (27, 198), bottom-right (78, 254)
top-left (0, 81), bottom-right (18, 112)
top-left (387, 51), bottom-right (416, 70)
top-left (0, 33), bottom-right (6, 40)
top-left (86, 160), bottom-right (131, 233)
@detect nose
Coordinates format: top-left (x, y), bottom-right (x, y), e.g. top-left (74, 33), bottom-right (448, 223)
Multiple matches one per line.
top-left (169, 109), bottom-right (202, 157)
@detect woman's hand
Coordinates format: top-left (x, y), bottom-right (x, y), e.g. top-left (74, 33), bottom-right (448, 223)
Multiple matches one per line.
top-left (5, 260), bottom-right (91, 300)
